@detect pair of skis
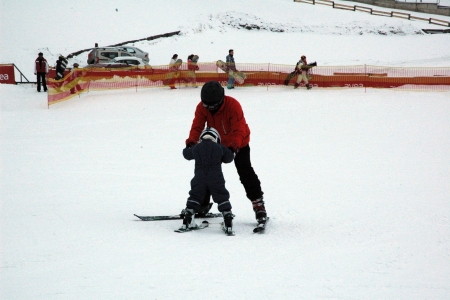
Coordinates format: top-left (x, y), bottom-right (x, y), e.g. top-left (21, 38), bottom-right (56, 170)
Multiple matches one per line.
top-left (134, 213), bottom-right (269, 234)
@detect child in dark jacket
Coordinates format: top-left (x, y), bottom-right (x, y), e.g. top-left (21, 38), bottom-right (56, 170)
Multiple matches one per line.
top-left (181, 127), bottom-right (235, 233)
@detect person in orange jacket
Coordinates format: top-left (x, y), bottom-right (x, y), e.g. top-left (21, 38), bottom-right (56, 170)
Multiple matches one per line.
top-left (185, 81), bottom-right (267, 225)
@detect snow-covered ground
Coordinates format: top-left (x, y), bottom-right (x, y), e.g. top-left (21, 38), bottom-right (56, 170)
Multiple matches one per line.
top-left (1, 0), bottom-right (450, 299)
top-left (1, 0), bottom-right (450, 77)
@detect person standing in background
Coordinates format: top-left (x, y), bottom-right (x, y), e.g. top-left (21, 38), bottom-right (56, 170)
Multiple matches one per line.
top-left (294, 55), bottom-right (312, 90)
top-left (226, 49), bottom-right (237, 89)
top-left (168, 54), bottom-right (179, 89)
top-left (34, 52), bottom-right (48, 92)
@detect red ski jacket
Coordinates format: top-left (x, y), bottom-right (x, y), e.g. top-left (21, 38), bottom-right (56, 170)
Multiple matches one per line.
top-left (34, 57), bottom-right (48, 73)
top-left (186, 95), bottom-right (250, 151)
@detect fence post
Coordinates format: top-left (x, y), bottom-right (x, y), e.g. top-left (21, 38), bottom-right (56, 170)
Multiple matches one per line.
top-left (364, 64), bottom-right (367, 93)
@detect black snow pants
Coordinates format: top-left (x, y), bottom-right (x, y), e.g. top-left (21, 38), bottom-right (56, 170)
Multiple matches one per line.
top-left (36, 72), bottom-right (47, 92)
top-left (187, 168), bottom-right (231, 212)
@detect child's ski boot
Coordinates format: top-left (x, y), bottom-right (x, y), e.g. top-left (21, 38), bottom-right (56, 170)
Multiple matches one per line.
top-left (175, 208), bottom-right (198, 232)
top-left (222, 211), bottom-right (235, 236)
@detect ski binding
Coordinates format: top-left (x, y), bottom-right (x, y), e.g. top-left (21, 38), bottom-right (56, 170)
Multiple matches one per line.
top-left (222, 225), bottom-right (235, 236)
top-left (174, 220), bottom-right (210, 233)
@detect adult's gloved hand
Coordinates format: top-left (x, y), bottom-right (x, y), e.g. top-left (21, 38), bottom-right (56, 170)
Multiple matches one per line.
top-left (228, 147), bottom-right (238, 158)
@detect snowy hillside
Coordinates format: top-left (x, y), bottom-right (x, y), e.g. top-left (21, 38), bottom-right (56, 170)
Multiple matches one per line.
top-left (1, 0), bottom-right (450, 78)
top-left (1, 0), bottom-right (450, 299)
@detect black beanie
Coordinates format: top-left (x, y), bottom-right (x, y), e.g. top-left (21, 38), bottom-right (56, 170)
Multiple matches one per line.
top-left (201, 81), bottom-right (224, 106)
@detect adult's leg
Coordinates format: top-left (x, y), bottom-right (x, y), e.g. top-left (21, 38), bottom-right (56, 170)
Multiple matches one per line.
top-left (234, 145), bottom-right (263, 200)
top-left (294, 73), bottom-right (302, 88)
top-left (234, 145), bottom-right (266, 220)
top-left (42, 73), bottom-right (47, 92)
top-left (36, 73), bottom-right (42, 91)
top-left (227, 75), bottom-right (235, 89)
top-left (302, 72), bottom-right (309, 85)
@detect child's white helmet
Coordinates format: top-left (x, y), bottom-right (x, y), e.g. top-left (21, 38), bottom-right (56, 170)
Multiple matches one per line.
top-left (200, 127), bottom-right (221, 144)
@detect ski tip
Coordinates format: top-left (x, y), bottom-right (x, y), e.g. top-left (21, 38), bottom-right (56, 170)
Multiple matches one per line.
top-left (175, 225), bottom-right (190, 233)
top-left (200, 221), bottom-right (210, 228)
top-left (134, 214), bottom-right (144, 220)
top-left (253, 227), bottom-right (265, 233)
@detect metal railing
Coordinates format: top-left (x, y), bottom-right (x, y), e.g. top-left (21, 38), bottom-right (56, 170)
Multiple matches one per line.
top-left (294, 0), bottom-right (450, 26)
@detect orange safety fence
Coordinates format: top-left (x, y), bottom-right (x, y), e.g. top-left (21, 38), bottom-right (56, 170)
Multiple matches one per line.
top-left (47, 62), bottom-right (450, 106)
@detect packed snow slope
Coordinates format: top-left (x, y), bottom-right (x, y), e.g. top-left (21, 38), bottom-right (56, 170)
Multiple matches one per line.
top-left (1, 0), bottom-right (450, 299)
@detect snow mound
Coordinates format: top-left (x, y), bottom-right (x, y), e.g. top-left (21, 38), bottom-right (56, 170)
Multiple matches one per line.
top-left (184, 11), bottom-right (424, 35)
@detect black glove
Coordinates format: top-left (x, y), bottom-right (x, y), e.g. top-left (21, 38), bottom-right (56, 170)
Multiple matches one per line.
top-left (186, 142), bottom-right (195, 148)
top-left (228, 147), bottom-right (240, 158)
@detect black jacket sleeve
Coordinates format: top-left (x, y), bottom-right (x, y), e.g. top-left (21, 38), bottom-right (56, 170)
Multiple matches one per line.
top-left (183, 146), bottom-right (194, 160)
top-left (221, 145), bottom-right (234, 164)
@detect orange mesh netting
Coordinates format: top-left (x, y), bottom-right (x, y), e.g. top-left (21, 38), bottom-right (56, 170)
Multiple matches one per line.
top-left (47, 62), bottom-right (450, 105)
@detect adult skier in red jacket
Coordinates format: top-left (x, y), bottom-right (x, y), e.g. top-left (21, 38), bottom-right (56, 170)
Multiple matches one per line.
top-left (185, 81), bottom-right (267, 224)
top-left (34, 52), bottom-right (48, 92)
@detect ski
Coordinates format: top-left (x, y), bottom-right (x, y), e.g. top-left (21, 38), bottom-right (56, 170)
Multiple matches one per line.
top-left (134, 212), bottom-right (222, 221)
top-left (253, 217), bottom-right (270, 233)
top-left (175, 220), bottom-right (209, 233)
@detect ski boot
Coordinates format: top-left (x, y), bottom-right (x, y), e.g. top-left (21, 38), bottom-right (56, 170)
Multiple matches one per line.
top-left (252, 197), bottom-right (267, 224)
top-left (222, 211), bottom-right (235, 236)
top-left (180, 208), bottom-right (197, 231)
top-left (294, 83), bottom-right (299, 89)
top-left (306, 84), bottom-right (312, 90)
